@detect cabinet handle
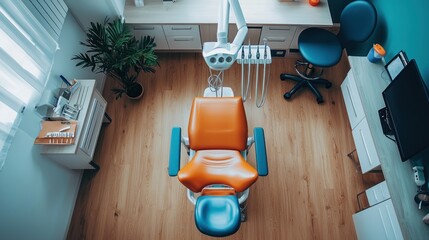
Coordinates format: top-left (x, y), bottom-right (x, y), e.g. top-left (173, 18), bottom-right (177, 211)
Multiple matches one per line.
top-left (134, 26), bottom-right (155, 30)
top-left (268, 27), bottom-right (291, 31)
top-left (173, 37), bottom-right (193, 41)
top-left (266, 37), bottom-right (286, 42)
top-left (171, 27), bottom-right (193, 30)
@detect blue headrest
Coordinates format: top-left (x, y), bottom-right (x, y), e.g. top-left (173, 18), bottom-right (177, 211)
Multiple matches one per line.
top-left (194, 195), bottom-right (241, 237)
top-left (338, 1), bottom-right (377, 45)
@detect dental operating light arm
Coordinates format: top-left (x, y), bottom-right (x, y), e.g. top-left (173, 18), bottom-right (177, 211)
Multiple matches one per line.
top-left (203, 0), bottom-right (248, 71)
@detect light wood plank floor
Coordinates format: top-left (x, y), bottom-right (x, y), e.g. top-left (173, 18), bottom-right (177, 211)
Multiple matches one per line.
top-left (68, 53), bottom-right (383, 240)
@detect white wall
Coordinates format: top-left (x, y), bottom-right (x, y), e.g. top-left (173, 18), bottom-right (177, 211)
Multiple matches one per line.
top-left (65, 0), bottom-right (126, 30)
top-left (0, 12), bottom-right (100, 240)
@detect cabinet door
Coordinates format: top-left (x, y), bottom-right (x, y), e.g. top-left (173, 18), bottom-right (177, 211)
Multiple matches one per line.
top-left (352, 118), bottom-right (381, 173)
top-left (163, 25), bottom-right (202, 50)
top-left (352, 199), bottom-right (403, 240)
top-left (131, 24), bottom-right (169, 50)
top-left (80, 90), bottom-right (106, 158)
top-left (341, 70), bottom-right (365, 129)
top-left (259, 25), bottom-right (296, 49)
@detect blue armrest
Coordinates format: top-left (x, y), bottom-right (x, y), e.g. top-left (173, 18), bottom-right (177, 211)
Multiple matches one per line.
top-left (169, 127), bottom-right (181, 176)
top-left (254, 127), bottom-right (268, 176)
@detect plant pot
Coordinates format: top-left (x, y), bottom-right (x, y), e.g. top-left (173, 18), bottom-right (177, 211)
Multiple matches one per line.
top-left (126, 82), bottom-right (144, 100)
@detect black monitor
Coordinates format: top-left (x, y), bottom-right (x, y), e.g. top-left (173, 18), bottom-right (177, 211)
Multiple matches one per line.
top-left (382, 59), bottom-right (429, 161)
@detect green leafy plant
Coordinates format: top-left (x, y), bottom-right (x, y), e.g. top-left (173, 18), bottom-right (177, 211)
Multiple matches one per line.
top-left (72, 17), bottom-right (158, 99)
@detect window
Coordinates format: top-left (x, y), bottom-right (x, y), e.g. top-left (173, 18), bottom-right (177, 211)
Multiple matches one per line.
top-left (0, 1), bottom-right (58, 169)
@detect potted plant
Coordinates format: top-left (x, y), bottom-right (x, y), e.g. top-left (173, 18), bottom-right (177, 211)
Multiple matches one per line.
top-left (72, 17), bottom-right (158, 99)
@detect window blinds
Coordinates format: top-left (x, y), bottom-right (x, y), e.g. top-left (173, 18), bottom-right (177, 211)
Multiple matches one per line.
top-left (0, 1), bottom-right (64, 169)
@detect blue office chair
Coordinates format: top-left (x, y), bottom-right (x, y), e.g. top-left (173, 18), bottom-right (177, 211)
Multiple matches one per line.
top-left (280, 0), bottom-right (377, 103)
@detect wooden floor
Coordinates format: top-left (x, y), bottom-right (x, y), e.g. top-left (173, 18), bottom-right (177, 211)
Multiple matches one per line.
top-left (68, 53), bottom-right (383, 240)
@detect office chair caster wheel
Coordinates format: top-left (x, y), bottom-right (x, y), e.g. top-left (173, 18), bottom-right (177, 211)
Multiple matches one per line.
top-left (317, 97), bottom-right (324, 104)
top-left (240, 208), bottom-right (247, 222)
top-left (325, 82), bottom-right (332, 88)
top-left (284, 92), bottom-right (292, 100)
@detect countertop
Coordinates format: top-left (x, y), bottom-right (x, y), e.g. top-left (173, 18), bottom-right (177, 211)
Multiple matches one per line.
top-left (124, 0), bottom-right (333, 26)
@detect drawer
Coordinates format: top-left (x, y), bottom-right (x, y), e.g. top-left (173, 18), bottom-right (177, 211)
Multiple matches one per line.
top-left (365, 181), bottom-right (390, 206)
top-left (131, 24), bottom-right (169, 50)
top-left (163, 25), bottom-right (201, 50)
top-left (259, 25), bottom-right (296, 49)
top-left (341, 70), bottom-right (365, 129)
top-left (352, 118), bottom-right (381, 173)
top-left (166, 35), bottom-right (201, 50)
top-left (163, 25), bottom-right (200, 36)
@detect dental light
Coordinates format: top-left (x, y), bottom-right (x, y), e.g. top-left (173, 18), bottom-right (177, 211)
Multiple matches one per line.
top-left (202, 0), bottom-right (248, 71)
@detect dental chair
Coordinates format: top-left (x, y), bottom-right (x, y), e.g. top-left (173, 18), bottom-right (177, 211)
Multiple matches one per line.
top-left (168, 97), bottom-right (268, 237)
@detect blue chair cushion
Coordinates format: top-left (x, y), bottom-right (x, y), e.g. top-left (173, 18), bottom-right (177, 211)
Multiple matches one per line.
top-left (298, 27), bottom-right (342, 68)
top-left (195, 195), bottom-right (241, 237)
top-left (338, 1), bottom-right (377, 44)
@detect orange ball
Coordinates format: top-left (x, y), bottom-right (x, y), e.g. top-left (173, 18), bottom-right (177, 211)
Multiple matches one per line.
top-left (309, 0), bottom-right (320, 6)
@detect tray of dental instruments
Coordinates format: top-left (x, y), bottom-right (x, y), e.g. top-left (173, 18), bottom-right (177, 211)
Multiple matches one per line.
top-left (34, 120), bottom-right (77, 145)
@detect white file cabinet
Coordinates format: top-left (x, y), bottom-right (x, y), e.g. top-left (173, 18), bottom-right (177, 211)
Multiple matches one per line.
top-left (351, 118), bottom-right (380, 173)
top-left (341, 71), bottom-right (365, 128)
top-left (41, 80), bottom-right (107, 169)
top-left (163, 25), bottom-right (202, 50)
top-left (341, 69), bottom-right (381, 173)
top-left (353, 199), bottom-right (403, 240)
top-left (259, 25), bottom-right (297, 49)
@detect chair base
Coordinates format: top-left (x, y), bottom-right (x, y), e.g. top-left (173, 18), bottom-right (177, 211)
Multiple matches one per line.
top-left (280, 73), bottom-right (332, 104)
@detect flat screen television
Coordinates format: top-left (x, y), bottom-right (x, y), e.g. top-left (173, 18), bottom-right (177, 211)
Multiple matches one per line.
top-left (382, 59), bottom-right (429, 161)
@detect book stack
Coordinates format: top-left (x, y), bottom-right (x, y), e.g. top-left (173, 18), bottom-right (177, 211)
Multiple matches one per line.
top-left (34, 121), bottom-right (77, 145)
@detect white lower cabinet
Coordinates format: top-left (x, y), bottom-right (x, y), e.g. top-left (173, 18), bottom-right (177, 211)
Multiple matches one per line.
top-left (163, 25), bottom-right (201, 50)
top-left (352, 118), bottom-right (381, 173)
top-left (353, 199), bottom-right (403, 240)
top-left (130, 24), bottom-right (202, 50)
top-left (341, 70), bottom-right (365, 129)
top-left (259, 25), bottom-right (296, 49)
top-left (41, 80), bottom-right (106, 169)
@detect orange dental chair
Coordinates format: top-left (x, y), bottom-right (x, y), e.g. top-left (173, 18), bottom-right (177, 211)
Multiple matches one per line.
top-left (169, 97), bottom-right (268, 237)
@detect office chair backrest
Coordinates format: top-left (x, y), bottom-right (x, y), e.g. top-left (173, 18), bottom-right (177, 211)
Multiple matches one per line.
top-left (337, 0), bottom-right (377, 46)
top-left (188, 97), bottom-right (248, 151)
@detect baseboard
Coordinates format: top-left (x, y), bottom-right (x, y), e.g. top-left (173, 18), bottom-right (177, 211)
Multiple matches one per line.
top-left (62, 170), bottom-right (84, 240)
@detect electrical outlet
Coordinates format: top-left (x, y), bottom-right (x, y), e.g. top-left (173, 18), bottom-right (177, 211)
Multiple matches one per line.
top-left (413, 166), bottom-right (425, 187)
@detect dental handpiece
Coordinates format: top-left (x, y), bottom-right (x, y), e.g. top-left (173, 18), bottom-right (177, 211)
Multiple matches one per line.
top-left (241, 45), bottom-right (245, 59)
top-left (256, 45), bottom-right (260, 59)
